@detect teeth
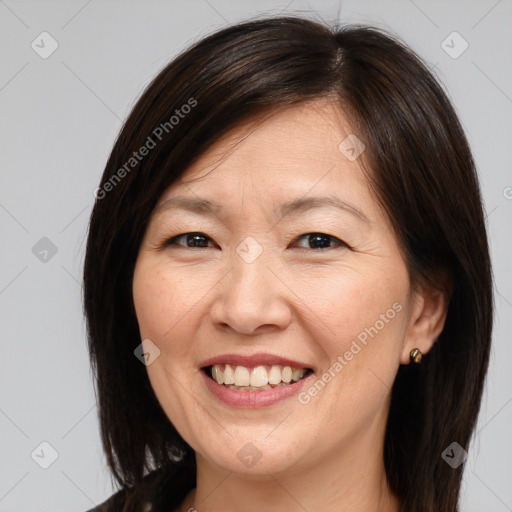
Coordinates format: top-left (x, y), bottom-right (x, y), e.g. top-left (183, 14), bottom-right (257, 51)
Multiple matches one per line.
top-left (210, 364), bottom-right (308, 389)
top-left (282, 366), bottom-right (292, 383)
top-left (223, 364), bottom-right (235, 385)
top-left (233, 366), bottom-right (250, 386)
top-left (292, 368), bottom-right (304, 381)
top-left (212, 365), bottom-right (224, 385)
top-left (268, 365), bottom-right (282, 385)
top-left (250, 366), bottom-right (268, 387)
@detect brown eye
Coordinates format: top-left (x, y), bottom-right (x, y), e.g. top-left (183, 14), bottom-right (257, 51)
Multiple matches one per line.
top-left (161, 232), bottom-right (348, 251)
top-left (163, 232), bottom-right (214, 249)
top-left (291, 233), bottom-right (348, 251)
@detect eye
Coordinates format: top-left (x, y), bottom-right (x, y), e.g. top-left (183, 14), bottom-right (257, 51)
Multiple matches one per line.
top-left (162, 232), bottom-right (214, 249)
top-left (290, 232), bottom-right (348, 251)
top-left (160, 232), bottom-right (348, 251)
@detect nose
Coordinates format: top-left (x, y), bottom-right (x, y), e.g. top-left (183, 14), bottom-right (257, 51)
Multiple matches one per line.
top-left (209, 248), bottom-right (292, 336)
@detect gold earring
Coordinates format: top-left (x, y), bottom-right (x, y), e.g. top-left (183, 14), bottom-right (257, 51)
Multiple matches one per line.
top-left (410, 348), bottom-right (423, 364)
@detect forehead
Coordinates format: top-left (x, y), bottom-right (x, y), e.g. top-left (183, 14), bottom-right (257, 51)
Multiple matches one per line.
top-left (157, 99), bottom-right (373, 214)
top-left (186, 99), bottom-right (351, 174)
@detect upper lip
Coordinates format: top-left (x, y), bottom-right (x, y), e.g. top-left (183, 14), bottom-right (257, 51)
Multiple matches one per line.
top-left (199, 353), bottom-right (313, 370)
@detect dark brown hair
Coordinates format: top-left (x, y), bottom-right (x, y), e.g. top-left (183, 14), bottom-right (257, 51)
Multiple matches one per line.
top-left (83, 15), bottom-right (493, 512)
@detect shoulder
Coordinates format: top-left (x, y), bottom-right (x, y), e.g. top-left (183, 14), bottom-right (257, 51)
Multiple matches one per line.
top-left (84, 482), bottom-right (144, 512)
top-left (85, 486), bottom-right (126, 512)
top-left (83, 469), bottom-right (164, 512)
top-left (84, 461), bottom-right (196, 512)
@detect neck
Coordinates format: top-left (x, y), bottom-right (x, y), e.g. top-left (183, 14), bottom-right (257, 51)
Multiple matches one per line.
top-left (181, 413), bottom-right (401, 512)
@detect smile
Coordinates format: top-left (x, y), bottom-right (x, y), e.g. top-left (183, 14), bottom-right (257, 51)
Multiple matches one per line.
top-left (199, 354), bottom-right (315, 408)
top-left (206, 363), bottom-right (313, 391)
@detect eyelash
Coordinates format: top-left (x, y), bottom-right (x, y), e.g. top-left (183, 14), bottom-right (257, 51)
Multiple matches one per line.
top-left (159, 232), bottom-right (349, 252)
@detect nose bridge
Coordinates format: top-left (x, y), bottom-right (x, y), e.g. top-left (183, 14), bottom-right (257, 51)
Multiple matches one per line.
top-left (230, 238), bottom-right (271, 299)
top-left (228, 237), bottom-right (275, 311)
top-left (211, 236), bottom-right (291, 334)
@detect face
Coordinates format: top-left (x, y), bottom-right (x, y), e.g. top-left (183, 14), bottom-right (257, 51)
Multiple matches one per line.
top-left (132, 99), bottom-right (424, 477)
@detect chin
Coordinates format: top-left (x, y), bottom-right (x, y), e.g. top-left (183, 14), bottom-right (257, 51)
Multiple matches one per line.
top-left (194, 431), bottom-right (310, 477)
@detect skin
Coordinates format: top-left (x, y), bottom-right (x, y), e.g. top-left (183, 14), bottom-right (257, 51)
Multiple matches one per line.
top-left (132, 99), bottom-right (449, 512)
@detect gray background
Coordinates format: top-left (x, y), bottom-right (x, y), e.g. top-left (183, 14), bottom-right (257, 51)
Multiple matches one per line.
top-left (1, 0), bottom-right (511, 511)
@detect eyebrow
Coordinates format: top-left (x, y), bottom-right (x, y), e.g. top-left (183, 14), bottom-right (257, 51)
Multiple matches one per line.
top-left (153, 195), bottom-right (371, 224)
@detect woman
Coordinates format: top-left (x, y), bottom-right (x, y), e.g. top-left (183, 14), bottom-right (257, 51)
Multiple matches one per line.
top-left (83, 15), bottom-right (493, 512)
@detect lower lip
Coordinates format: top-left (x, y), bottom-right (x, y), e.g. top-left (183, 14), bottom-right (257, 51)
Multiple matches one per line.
top-left (201, 369), bottom-right (313, 408)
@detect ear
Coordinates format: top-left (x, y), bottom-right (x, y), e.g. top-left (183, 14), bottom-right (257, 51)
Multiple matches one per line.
top-left (400, 275), bottom-right (451, 365)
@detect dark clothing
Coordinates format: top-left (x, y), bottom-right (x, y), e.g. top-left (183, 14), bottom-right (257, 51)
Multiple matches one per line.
top-left (86, 460), bottom-right (196, 512)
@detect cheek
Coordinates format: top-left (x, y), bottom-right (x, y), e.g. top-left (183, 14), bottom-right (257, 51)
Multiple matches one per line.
top-left (296, 270), bottom-right (409, 443)
top-left (132, 259), bottom-right (209, 334)
top-left (132, 261), bottom-right (205, 441)
top-left (133, 266), bottom-right (168, 339)
top-left (307, 266), bottom-right (407, 343)
top-left (132, 261), bottom-right (195, 358)
top-left (305, 268), bottom-right (410, 403)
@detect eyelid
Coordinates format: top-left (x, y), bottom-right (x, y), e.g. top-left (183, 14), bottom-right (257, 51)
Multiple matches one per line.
top-left (158, 232), bottom-right (216, 250)
top-left (159, 232), bottom-right (350, 251)
top-left (291, 233), bottom-right (350, 250)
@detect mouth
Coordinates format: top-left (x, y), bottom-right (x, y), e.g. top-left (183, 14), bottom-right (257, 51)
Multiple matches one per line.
top-left (199, 353), bottom-right (315, 407)
top-left (202, 363), bottom-right (314, 391)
